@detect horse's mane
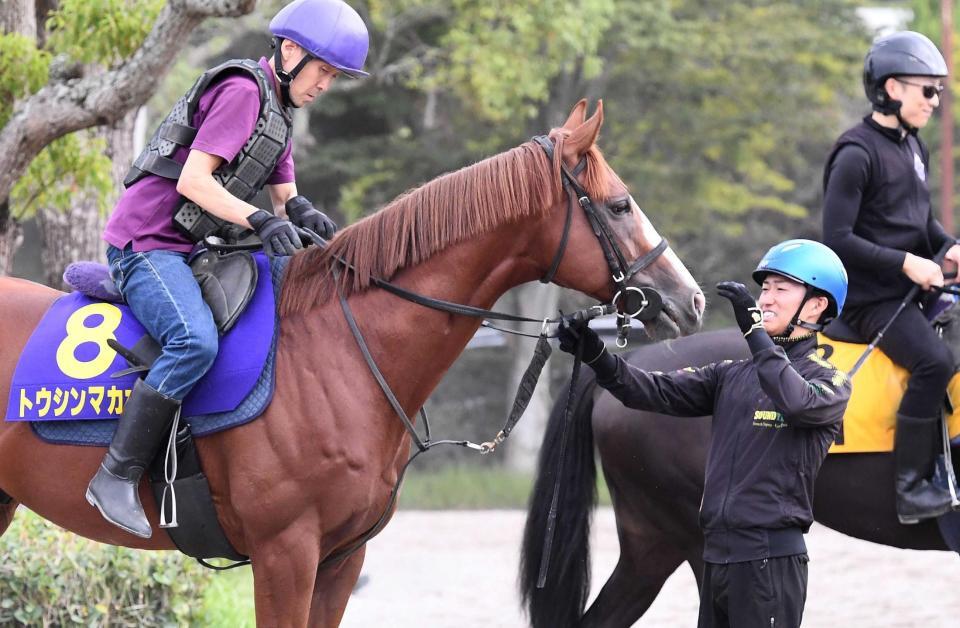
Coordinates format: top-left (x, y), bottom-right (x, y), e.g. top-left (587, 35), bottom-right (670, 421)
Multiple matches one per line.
top-left (279, 130), bottom-right (617, 316)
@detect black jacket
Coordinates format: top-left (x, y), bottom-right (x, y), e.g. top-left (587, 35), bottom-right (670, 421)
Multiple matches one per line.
top-left (596, 333), bottom-right (850, 564)
top-left (822, 116), bottom-right (955, 307)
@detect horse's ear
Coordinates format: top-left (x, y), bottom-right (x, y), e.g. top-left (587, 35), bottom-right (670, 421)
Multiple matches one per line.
top-left (561, 99), bottom-right (588, 130)
top-left (562, 100), bottom-right (604, 163)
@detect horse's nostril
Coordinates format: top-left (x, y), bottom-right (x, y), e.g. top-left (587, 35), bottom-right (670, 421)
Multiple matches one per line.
top-left (693, 292), bottom-right (706, 317)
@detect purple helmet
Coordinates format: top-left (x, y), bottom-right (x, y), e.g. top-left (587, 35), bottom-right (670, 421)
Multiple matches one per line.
top-left (270, 0), bottom-right (369, 78)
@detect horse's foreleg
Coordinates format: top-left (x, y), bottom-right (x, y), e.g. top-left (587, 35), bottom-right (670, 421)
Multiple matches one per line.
top-left (581, 531), bottom-right (688, 628)
top-left (249, 523), bottom-right (321, 628)
top-left (0, 501), bottom-right (18, 537)
top-left (307, 546), bottom-right (366, 628)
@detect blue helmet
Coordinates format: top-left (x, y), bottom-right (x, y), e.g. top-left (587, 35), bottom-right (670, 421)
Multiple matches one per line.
top-left (270, 0), bottom-right (370, 78)
top-left (752, 239), bottom-right (848, 318)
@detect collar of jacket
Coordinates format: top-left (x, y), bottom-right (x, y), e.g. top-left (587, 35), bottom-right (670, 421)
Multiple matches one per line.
top-left (863, 114), bottom-right (915, 143)
top-left (771, 332), bottom-right (817, 355)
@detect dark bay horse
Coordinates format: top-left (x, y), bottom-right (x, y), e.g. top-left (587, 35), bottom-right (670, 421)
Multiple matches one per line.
top-left (521, 325), bottom-right (960, 628)
top-left (0, 101), bottom-right (704, 627)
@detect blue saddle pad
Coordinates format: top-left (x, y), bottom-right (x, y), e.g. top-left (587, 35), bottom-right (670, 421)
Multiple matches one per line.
top-left (8, 256), bottom-right (288, 446)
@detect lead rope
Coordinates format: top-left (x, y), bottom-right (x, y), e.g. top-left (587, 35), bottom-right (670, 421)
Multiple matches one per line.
top-left (479, 326), bottom-right (553, 454)
top-left (536, 332), bottom-right (584, 588)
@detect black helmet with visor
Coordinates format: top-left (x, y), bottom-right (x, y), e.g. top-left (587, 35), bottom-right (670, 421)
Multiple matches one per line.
top-left (863, 31), bottom-right (947, 120)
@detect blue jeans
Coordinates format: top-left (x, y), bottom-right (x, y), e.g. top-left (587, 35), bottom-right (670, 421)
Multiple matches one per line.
top-left (107, 245), bottom-right (218, 401)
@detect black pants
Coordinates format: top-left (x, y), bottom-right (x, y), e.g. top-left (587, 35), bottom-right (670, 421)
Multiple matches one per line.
top-left (697, 555), bottom-right (808, 628)
top-left (843, 300), bottom-right (953, 418)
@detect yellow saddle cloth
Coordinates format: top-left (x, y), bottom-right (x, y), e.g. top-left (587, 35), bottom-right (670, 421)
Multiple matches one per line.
top-left (818, 333), bottom-right (960, 454)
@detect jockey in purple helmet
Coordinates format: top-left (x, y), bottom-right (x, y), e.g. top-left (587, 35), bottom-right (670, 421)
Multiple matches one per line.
top-left (89, 0), bottom-right (369, 539)
top-left (270, 0), bottom-right (370, 107)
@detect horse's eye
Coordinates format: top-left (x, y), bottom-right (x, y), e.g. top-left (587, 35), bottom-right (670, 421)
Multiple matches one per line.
top-left (610, 200), bottom-right (631, 215)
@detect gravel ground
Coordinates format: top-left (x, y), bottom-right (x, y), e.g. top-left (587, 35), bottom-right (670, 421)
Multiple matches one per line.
top-left (340, 508), bottom-right (960, 627)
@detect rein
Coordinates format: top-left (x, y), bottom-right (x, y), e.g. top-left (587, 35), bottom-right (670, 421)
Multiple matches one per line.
top-left (312, 135), bottom-right (671, 567)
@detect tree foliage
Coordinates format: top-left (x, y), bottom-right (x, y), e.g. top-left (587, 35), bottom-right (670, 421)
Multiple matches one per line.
top-left (46, 0), bottom-right (164, 65)
top-left (425, 0), bottom-right (614, 122)
top-left (0, 34), bottom-right (49, 124)
top-left (2, 0), bottom-right (164, 221)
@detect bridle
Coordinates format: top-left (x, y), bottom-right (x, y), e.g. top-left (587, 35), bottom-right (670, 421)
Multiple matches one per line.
top-left (532, 135), bottom-right (668, 347)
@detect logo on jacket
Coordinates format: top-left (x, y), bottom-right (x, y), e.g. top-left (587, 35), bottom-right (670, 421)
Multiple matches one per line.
top-left (753, 410), bottom-right (786, 428)
top-left (913, 151), bottom-right (926, 181)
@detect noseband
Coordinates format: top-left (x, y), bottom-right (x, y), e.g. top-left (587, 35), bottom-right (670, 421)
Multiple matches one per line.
top-left (532, 135), bottom-right (668, 346)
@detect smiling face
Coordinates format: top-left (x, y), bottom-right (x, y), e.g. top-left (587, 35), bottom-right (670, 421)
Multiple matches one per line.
top-left (757, 274), bottom-right (828, 337)
top-left (884, 75), bottom-right (943, 128)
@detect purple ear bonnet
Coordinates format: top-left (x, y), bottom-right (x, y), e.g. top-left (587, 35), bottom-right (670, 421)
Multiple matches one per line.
top-left (270, 0), bottom-right (370, 78)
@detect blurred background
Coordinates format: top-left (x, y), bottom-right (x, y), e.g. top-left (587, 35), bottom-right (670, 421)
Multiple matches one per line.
top-left (1, 1), bottom-right (957, 622)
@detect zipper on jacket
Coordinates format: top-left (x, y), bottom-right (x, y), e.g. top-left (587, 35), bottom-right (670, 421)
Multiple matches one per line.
top-left (718, 409), bottom-right (745, 528)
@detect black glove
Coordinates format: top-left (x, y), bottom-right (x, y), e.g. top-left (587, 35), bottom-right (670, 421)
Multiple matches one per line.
top-left (247, 209), bottom-right (303, 257)
top-left (557, 317), bottom-right (606, 363)
top-left (285, 195), bottom-right (337, 240)
top-left (716, 281), bottom-right (763, 336)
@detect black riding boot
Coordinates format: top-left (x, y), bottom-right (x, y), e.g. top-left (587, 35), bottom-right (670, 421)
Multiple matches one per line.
top-left (894, 413), bottom-right (953, 525)
top-left (85, 379), bottom-right (180, 538)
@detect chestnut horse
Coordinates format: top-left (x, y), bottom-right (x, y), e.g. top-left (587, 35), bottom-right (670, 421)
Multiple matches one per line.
top-left (0, 101), bottom-right (703, 627)
top-left (521, 323), bottom-right (960, 628)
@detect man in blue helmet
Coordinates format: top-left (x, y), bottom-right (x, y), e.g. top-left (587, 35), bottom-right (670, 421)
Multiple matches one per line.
top-left (823, 31), bottom-right (960, 524)
top-left (558, 240), bottom-right (851, 628)
top-left (88, 0), bottom-right (369, 539)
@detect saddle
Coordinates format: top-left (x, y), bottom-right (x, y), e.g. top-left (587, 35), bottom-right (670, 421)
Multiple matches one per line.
top-left (818, 295), bottom-right (960, 454)
top-left (63, 243), bottom-right (257, 335)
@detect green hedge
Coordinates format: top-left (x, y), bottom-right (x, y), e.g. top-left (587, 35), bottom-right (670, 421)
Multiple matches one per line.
top-left (0, 509), bottom-right (211, 626)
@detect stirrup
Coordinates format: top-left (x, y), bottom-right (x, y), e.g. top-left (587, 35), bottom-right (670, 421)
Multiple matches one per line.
top-left (936, 413), bottom-right (960, 510)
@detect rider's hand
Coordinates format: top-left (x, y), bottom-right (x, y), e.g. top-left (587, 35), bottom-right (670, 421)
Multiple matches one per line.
top-left (716, 281), bottom-right (763, 337)
top-left (903, 253), bottom-right (944, 290)
top-left (557, 317), bottom-right (606, 364)
top-left (285, 196), bottom-right (337, 240)
top-left (247, 209), bottom-right (303, 257)
top-left (943, 243), bottom-right (960, 285)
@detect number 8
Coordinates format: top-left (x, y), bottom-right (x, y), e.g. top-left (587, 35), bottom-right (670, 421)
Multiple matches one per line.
top-left (55, 303), bottom-right (123, 380)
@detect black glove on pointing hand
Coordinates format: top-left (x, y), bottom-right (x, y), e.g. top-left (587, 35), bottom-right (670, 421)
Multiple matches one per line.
top-left (247, 209), bottom-right (303, 257)
top-left (716, 281), bottom-right (764, 337)
top-left (285, 195), bottom-right (337, 240)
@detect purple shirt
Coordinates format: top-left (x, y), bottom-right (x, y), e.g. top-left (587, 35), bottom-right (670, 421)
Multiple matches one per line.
top-left (104, 57), bottom-right (294, 253)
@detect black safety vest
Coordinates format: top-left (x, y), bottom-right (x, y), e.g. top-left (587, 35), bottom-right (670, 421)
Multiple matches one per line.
top-left (124, 59), bottom-right (293, 241)
top-left (823, 117), bottom-right (947, 306)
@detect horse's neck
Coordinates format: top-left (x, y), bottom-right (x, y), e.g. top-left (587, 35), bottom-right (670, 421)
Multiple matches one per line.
top-left (301, 226), bottom-right (538, 415)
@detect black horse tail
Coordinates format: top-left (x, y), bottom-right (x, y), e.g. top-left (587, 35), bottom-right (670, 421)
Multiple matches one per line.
top-left (519, 365), bottom-right (599, 628)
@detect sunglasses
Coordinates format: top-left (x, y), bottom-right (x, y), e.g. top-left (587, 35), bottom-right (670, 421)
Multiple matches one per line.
top-left (896, 78), bottom-right (946, 100)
